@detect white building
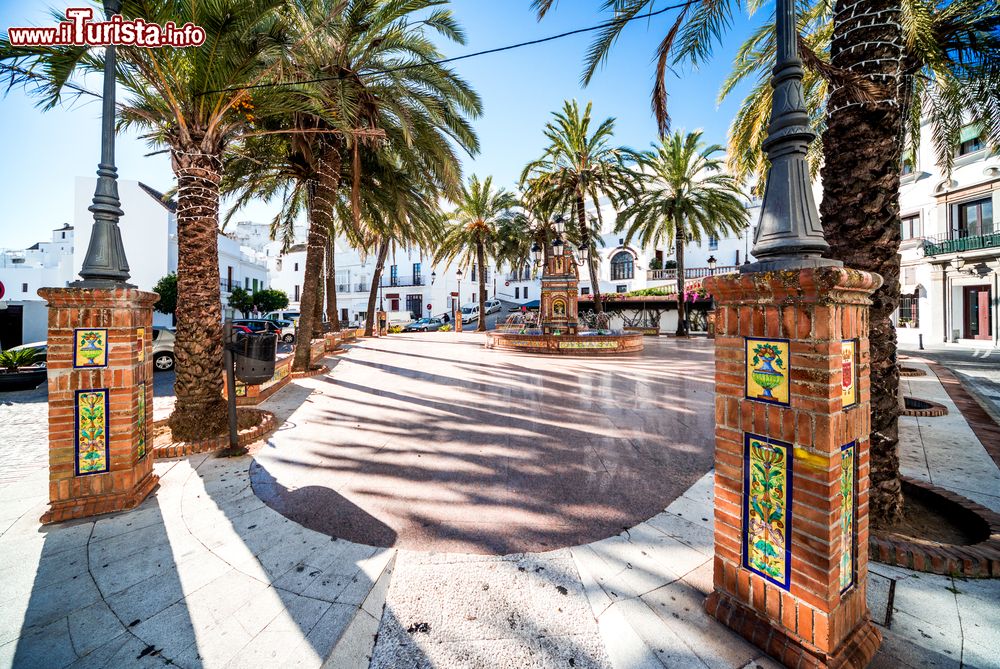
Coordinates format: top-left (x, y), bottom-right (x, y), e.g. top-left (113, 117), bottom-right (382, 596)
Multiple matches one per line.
top-left (0, 223), bottom-right (77, 348)
top-left (0, 179), bottom-right (270, 348)
top-left (895, 122), bottom-right (999, 348)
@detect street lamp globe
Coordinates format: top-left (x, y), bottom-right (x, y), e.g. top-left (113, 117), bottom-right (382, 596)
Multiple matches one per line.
top-left (554, 215), bottom-right (566, 237)
top-left (578, 244), bottom-right (590, 265)
top-left (430, 270), bottom-right (437, 285)
top-left (456, 268), bottom-right (463, 279)
top-left (707, 255), bottom-right (717, 271)
top-left (531, 242), bottom-right (543, 266)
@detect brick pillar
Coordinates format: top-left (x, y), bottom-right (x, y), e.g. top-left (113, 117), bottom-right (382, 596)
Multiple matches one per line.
top-left (38, 287), bottom-right (159, 524)
top-left (703, 267), bottom-right (883, 669)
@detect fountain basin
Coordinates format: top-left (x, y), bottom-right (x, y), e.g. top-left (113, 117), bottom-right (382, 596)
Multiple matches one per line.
top-left (486, 331), bottom-right (644, 355)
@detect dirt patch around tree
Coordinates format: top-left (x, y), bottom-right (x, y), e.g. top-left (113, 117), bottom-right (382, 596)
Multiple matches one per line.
top-left (153, 409), bottom-right (263, 448)
top-left (873, 488), bottom-right (980, 546)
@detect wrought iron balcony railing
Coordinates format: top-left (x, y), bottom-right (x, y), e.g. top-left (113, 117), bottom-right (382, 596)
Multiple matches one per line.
top-left (380, 274), bottom-right (426, 288)
top-left (647, 265), bottom-right (740, 281)
top-left (924, 231), bottom-right (1000, 256)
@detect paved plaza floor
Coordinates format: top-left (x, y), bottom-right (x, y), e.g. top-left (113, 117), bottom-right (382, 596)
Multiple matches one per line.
top-left (0, 335), bottom-right (998, 668)
top-left (252, 333), bottom-right (716, 554)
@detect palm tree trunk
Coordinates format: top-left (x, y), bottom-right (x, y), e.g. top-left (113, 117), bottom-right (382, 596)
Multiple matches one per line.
top-left (168, 149), bottom-right (228, 441)
top-left (820, 0), bottom-right (904, 527)
top-left (675, 222), bottom-right (687, 337)
top-left (326, 234), bottom-right (339, 330)
top-left (312, 262), bottom-right (324, 338)
top-left (293, 185), bottom-right (328, 372)
top-left (576, 193), bottom-right (603, 313)
top-left (477, 242), bottom-right (488, 332)
top-left (365, 239), bottom-right (389, 337)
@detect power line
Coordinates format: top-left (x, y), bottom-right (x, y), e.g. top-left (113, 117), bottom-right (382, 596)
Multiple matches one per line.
top-left (202, 0), bottom-right (698, 95)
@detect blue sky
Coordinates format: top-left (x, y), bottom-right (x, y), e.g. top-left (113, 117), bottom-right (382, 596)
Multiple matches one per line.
top-left (0, 1), bottom-right (764, 249)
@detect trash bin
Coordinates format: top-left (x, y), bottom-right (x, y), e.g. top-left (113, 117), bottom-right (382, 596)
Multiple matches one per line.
top-left (233, 332), bottom-right (277, 385)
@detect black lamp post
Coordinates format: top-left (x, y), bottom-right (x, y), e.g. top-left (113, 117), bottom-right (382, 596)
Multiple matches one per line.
top-left (707, 255), bottom-right (717, 275)
top-left (742, 0), bottom-right (841, 273)
top-left (456, 268), bottom-right (463, 308)
top-left (73, 0), bottom-right (132, 288)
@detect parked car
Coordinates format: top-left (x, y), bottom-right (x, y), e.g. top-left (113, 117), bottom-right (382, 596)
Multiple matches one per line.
top-left (485, 297), bottom-right (502, 314)
top-left (402, 317), bottom-right (446, 333)
top-left (459, 303), bottom-right (480, 324)
top-left (264, 310), bottom-right (300, 326)
top-left (234, 318), bottom-right (296, 343)
top-left (151, 327), bottom-right (176, 372)
top-left (385, 310), bottom-right (417, 327)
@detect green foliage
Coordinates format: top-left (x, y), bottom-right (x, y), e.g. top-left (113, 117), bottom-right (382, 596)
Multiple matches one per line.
top-left (253, 289), bottom-right (289, 314)
top-left (663, 259), bottom-right (677, 270)
top-left (152, 274), bottom-right (177, 316)
top-left (388, 325), bottom-right (404, 334)
top-left (649, 257), bottom-right (663, 270)
top-left (228, 287), bottom-right (254, 318)
top-left (439, 324), bottom-right (453, 332)
top-left (0, 347), bottom-right (41, 371)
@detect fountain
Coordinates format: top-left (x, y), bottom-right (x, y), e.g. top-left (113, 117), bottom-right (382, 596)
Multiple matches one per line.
top-left (486, 221), bottom-right (643, 355)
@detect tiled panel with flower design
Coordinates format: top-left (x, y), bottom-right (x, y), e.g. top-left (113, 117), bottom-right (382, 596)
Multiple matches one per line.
top-left (745, 338), bottom-right (790, 406)
top-left (743, 432), bottom-right (793, 589)
top-left (137, 382), bottom-right (147, 460)
top-left (74, 329), bottom-right (108, 368)
top-left (840, 441), bottom-right (857, 592)
top-left (75, 389), bottom-right (109, 475)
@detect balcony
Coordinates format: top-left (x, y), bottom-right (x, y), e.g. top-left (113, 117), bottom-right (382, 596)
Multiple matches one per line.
top-left (647, 265), bottom-right (740, 281)
top-left (924, 231), bottom-right (1000, 257)
top-left (337, 282), bottom-right (370, 293)
top-left (380, 274), bottom-right (426, 288)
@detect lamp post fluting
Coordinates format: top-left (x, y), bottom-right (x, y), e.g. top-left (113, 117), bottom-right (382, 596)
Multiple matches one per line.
top-left (742, 0), bottom-right (841, 273)
top-left (74, 0), bottom-right (132, 288)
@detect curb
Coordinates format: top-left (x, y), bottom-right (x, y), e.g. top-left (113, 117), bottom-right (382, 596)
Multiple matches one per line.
top-left (870, 476), bottom-right (1000, 578)
top-left (153, 409), bottom-right (278, 459)
top-left (291, 364), bottom-right (330, 380)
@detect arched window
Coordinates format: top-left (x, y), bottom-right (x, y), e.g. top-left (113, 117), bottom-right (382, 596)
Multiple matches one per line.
top-left (611, 252), bottom-right (634, 280)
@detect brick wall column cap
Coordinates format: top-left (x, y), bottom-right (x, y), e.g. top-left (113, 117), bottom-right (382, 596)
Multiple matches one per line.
top-left (705, 267), bottom-right (883, 306)
top-left (38, 286), bottom-right (159, 309)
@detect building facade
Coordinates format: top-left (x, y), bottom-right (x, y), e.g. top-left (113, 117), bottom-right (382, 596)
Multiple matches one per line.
top-left (896, 122), bottom-right (999, 348)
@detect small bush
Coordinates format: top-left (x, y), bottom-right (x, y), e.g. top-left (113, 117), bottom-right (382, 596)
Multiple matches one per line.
top-left (439, 324), bottom-right (453, 332)
top-left (0, 348), bottom-right (42, 371)
top-left (388, 325), bottom-right (404, 334)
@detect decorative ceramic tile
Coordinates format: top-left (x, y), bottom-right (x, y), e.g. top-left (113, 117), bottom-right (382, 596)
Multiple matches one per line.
top-left (558, 341), bottom-right (619, 350)
top-left (76, 389), bottom-right (109, 476)
top-left (137, 382), bottom-right (147, 460)
top-left (136, 328), bottom-right (145, 363)
top-left (745, 338), bottom-right (790, 406)
top-left (841, 339), bottom-right (858, 409)
top-left (743, 432), bottom-right (793, 589)
top-left (74, 329), bottom-right (108, 368)
top-left (839, 441), bottom-right (857, 592)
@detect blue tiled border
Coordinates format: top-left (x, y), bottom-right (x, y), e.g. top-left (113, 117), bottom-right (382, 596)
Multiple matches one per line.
top-left (744, 337), bottom-right (791, 407)
top-left (72, 328), bottom-right (109, 370)
top-left (742, 431), bottom-right (794, 590)
top-left (74, 388), bottom-right (110, 477)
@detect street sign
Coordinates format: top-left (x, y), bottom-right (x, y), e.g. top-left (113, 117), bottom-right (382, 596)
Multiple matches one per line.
top-left (0, 280), bottom-right (5, 300)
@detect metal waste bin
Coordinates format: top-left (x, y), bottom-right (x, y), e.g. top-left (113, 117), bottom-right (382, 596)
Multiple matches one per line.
top-left (233, 332), bottom-right (277, 385)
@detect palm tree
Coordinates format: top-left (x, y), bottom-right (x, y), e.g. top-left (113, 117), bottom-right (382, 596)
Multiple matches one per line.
top-left (225, 0), bottom-right (480, 369)
top-left (616, 131), bottom-right (749, 336)
top-left (521, 100), bottom-right (637, 313)
top-left (435, 176), bottom-right (519, 331)
top-left (1, 0), bottom-right (305, 441)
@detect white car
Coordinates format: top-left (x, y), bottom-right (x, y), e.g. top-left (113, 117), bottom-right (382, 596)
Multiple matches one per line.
top-left (485, 298), bottom-right (502, 314)
top-left (459, 303), bottom-right (480, 324)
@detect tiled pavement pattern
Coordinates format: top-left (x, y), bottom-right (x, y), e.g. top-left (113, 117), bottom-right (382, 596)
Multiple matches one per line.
top-left (0, 336), bottom-right (998, 668)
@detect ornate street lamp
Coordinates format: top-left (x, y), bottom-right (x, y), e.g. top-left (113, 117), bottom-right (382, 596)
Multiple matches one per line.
top-left (430, 270), bottom-right (437, 285)
top-left (743, 0), bottom-right (841, 273)
top-left (577, 244), bottom-right (590, 266)
top-left (531, 242), bottom-right (543, 267)
top-left (707, 255), bottom-right (717, 274)
top-left (73, 0), bottom-right (132, 288)
top-left (554, 215), bottom-right (566, 237)
top-left (456, 268), bottom-right (463, 306)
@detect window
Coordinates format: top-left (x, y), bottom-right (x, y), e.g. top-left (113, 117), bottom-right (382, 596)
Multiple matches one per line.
top-left (22, 283), bottom-right (28, 293)
top-left (524, 287), bottom-right (529, 299)
top-left (616, 284), bottom-right (628, 294)
top-left (708, 235), bottom-right (719, 250)
top-left (405, 294), bottom-right (422, 316)
top-left (227, 266), bottom-right (234, 292)
top-left (901, 150), bottom-right (916, 175)
top-left (471, 264), bottom-right (477, 281)
top-left (581, 287), bottom-right (590, 296)
top-left (245, 277), bottom-right (250, 289)
top-left (900, 215), bottom-right (922, 240)
top-left (610, 252), bottom-right (634, 280)
top-left (958, 125), bottom-right (985, 156)
top-left (294, 285), bottom-right (300, 301)
top-left (515, 287), bottom-right (520, 299)
top-left (955, 198), bottom-right (994, 238)
top-left (898, 294), bottom-right (919, 327)
top-left (904, 267), bottom-right (917, 285)
top-left (413, 262), bottom-right (421, 284)
top-left (294, 262), bottom-right (299, 272)
top-left (252, 278), bottom-right (259, 291)
top-left (61, 231), bottom-right (65, 239)
top-left (390, 265), bottom-right (398, 286)
top-left (341, 308), bottom-right (348, 322)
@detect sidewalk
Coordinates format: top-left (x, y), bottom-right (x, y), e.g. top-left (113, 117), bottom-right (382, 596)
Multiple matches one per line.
top-left (1, 359), bottom-right (998, 668)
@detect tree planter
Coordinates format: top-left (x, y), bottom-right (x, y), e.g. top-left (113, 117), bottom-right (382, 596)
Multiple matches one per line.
top-left (0, 368), bottom-right (47, 392)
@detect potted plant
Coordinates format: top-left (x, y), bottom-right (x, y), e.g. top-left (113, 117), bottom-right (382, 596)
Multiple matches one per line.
top-left (0, 347), bottom-right (47, 392)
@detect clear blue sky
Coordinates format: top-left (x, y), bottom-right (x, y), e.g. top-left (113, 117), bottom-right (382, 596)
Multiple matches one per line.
top-left (0, 0), bottom-right (764, 250)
